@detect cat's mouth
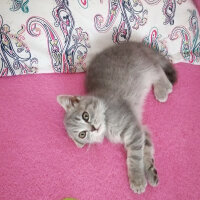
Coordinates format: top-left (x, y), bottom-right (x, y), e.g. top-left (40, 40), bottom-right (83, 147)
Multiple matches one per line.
top-left (97, 124), bottom-right (101, 132)
top-left (91, 124), bottom-right (101, 132)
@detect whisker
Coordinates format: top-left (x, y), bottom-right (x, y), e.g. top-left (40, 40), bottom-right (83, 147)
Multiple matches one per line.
top-left (86, 143), bottom-right (91, 152)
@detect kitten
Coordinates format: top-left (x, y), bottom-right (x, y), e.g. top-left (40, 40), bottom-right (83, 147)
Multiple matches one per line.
top-left (57, 42), bottom-right (177, 194)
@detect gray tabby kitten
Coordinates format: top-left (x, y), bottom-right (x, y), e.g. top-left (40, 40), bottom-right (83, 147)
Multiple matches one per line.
top-left (57, 42), bottom-right (177, 194)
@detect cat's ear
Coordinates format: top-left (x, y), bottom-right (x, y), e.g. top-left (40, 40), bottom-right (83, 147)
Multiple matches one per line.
top-left (57, 95), bottom-right (81, 111)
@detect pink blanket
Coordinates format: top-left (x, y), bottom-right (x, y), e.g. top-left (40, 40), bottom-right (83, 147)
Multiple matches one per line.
top-left (0, 64), bottom-right (200, 200)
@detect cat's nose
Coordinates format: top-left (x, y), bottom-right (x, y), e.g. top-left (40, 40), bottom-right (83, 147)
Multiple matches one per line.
top-left (91, 125), bottom-right (96, 132)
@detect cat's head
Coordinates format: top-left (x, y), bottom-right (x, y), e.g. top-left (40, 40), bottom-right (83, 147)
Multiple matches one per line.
top-left (57, 95), bottom-right (106, 148)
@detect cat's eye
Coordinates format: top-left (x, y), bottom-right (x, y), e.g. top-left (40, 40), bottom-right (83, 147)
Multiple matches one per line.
top-left (79, 131), bottom-right (86, 139)
top-left (82, 111), bottom-right (89, 122)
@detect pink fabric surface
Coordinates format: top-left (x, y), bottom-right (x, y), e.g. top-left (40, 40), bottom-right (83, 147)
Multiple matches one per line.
top-left (0, 62), bottom-right (200, 200)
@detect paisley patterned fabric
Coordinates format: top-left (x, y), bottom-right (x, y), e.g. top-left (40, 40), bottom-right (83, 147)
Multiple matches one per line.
top-left (0, 0), bottom-right (199, 77)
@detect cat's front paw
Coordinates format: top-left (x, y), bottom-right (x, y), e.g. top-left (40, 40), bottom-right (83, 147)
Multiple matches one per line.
top-left (130, 175), bottom-right (147, 194)
top-left (146, 165), bottom-right (159, 187)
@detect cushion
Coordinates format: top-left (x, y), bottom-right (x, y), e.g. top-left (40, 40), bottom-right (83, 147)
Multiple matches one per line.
top-left (0, 0), bottom-right (199, 77)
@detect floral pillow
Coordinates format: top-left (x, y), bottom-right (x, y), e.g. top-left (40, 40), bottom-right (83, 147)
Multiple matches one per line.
top-left (0, 0), bottom-right (199, 77)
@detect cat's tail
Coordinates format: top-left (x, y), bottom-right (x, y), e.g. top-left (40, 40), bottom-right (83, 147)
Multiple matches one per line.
top-left (162, 62), bottom-right (177, 85)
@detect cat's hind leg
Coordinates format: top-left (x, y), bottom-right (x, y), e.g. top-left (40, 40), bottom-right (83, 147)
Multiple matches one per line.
top-left (153, 63), bottom-right (177, 103)
top-left (153, 75), bottom-right (172, 102)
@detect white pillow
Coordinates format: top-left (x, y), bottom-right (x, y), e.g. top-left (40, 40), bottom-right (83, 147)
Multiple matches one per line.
top-left (0, 0), bottom-right (199, 77)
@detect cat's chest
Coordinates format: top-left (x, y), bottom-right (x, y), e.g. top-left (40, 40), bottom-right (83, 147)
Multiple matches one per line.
top-left (106, 126), bottom-right (123, 144)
